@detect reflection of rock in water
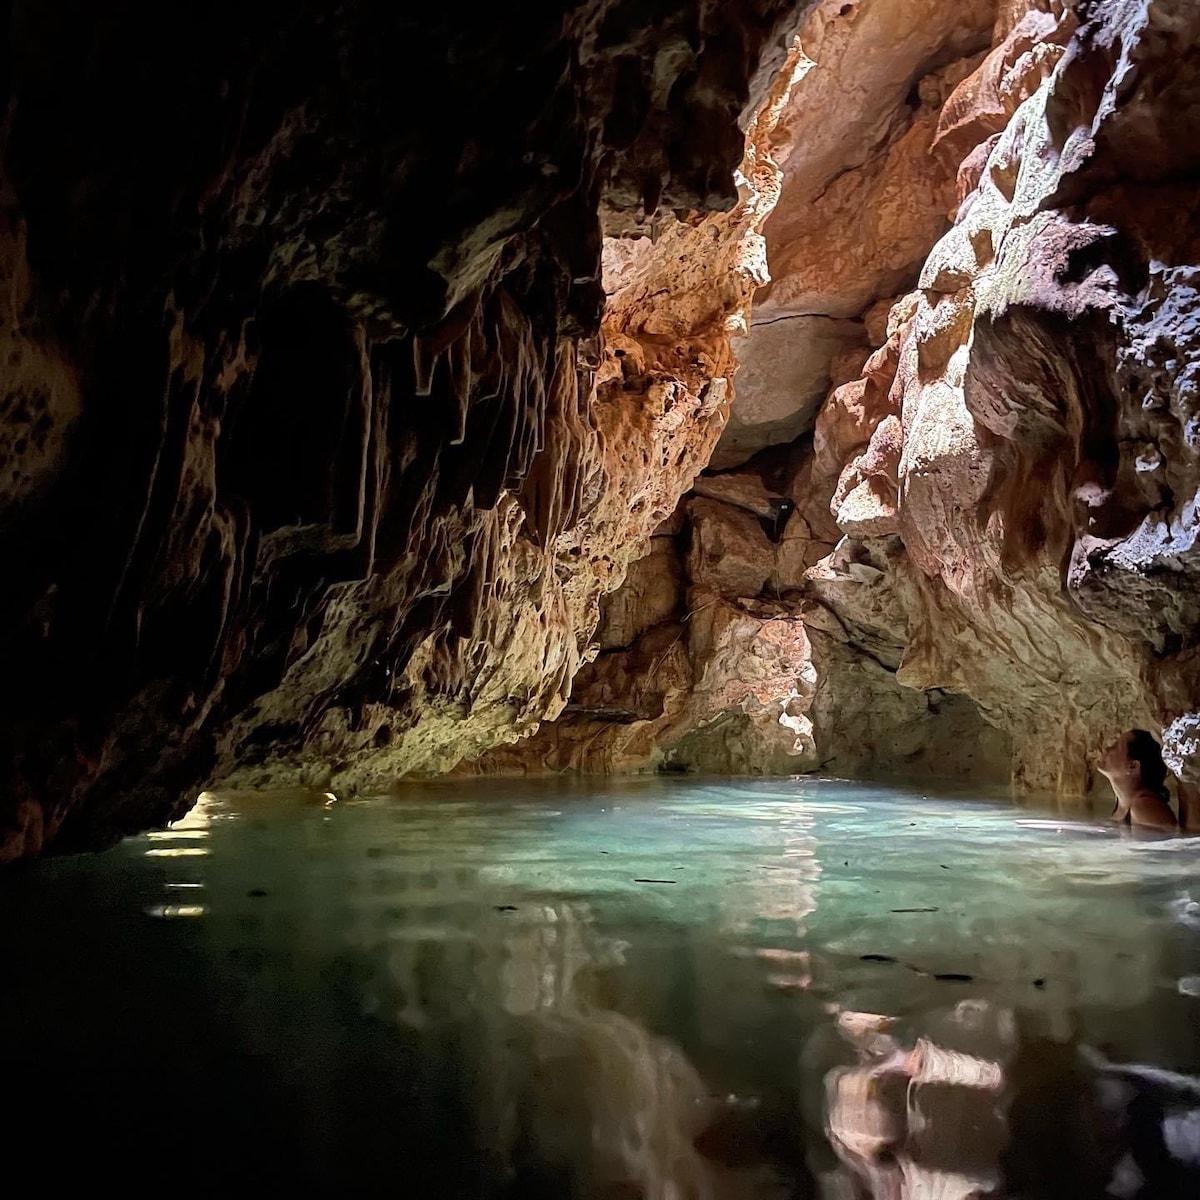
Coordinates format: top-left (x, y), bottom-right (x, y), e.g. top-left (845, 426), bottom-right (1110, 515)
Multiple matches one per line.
top-left (719, 803), bottom-right (820, 942)
top-left (391, 898), bottom-right (786, 1198)
top-left (817, 1001), bottom-right (1012, 1199)
top-left (1081, 1047), bottom-right (1200, 1200)
top-left (481, 1004), bottom-right (763, 1199)
top-left (1004, 1041), bottom-right (1200, 1200)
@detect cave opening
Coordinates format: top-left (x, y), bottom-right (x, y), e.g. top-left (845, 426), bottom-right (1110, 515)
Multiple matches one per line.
top-left (4, 0), bottom-right (1200, 1194)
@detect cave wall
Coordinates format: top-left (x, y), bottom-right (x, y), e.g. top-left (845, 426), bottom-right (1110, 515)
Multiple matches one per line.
top-left (714, 0), bottom-right (999, 470)
top-left (0, 0), bottom-right (811, 858)
top-left (511, 0), bottom-right (1200, 802)
top-left (803, 0), bottom-right (1200, 798)
top-left (494, 0), bottom-right (1017, 780)
top-left (832, 0), bottom-right (1200, 797)
top-left (8, 0), bottom-right (1198, 845)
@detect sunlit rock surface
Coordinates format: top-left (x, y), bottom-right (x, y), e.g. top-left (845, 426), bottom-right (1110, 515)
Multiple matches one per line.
top-left (817, 0), bottom-right (1200, 798)
top-left (711, 316), bottom-right (866, 469)
top-left (525, 0), bottom-right (1200, 799)
top-left (508, 0), bottom-right (1018, 779)
top-left (711, 0), bottom-right (998, 470)
top-left (0, 1), bottom-right (811, 857)
top-left (820, 0), bottom-right (1200, 796)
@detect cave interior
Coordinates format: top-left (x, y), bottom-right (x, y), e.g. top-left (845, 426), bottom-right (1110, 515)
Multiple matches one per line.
top-left (4, 0), bottom-right (1200, 1193)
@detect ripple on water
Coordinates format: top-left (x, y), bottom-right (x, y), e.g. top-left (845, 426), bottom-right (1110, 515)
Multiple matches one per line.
top-left (2, 776), bottom-right (1200, 1196)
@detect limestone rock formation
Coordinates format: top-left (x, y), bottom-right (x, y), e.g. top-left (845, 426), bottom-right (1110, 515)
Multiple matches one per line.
top-left (711, 0), bottom-right (999, 470)
top-left (713, 0), bottom-right (1200, 801)
top-left (9, 0), bottom-right (1200, 849)
top-left (526, 0), bottom-right (1200, 801)
top-left (809, 0), bottom-right (1200, 798)
top-left (710, 316), bottom-right (866, 469)
top-left (761, 0), bottom-right (997, 317)
top-left (0, 0), bottom-right (809, 858)
top-left (506, 0), bottom-right (1019, 781)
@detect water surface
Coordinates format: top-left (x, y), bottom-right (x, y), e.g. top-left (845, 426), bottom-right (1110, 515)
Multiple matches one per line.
top-left (4, 776), bottom-right (1200, 1197)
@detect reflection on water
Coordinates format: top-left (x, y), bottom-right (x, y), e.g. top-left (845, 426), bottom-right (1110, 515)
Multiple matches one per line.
top-left (824, 1005), bottom-right (1010, 1198)
top-left (3, 777), bottom-right (1200, 1196)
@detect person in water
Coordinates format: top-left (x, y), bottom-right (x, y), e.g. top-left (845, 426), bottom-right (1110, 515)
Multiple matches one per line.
top-left (1098, 729), bottom-right (1179, 832)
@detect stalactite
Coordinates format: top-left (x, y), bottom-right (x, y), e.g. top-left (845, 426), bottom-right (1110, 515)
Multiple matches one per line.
top-left (0, 0), bottom-right (810, 857)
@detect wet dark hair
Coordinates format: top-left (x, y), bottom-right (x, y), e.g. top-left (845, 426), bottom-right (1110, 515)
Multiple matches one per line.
top-left (1128, 729), bottom-right (1169, 800)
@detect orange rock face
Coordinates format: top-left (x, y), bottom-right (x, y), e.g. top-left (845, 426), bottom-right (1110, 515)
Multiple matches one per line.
top-left (713, 0), bottom-right (997, 471)
top-left (476, 45), bottom-right (830, 777)
top-left (801, 0), bottom-right (1200, 798)
top-left (503, 0), bottom-right (1018, 780)
top-left (521, 0), bottom-right (1200, 801)
top-left (202, 22), bottom-right (821, 799)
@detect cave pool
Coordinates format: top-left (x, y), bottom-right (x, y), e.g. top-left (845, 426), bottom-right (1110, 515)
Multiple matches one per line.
top-left (4, 776), bottom-right (1200, 1197)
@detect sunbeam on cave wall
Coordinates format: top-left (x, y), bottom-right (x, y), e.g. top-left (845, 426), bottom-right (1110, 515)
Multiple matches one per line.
top-left (489, 0), bottom-right (1200, 817)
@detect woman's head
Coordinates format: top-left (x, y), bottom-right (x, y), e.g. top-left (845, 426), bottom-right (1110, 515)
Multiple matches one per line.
top-left (1100, 729), bottom-right (1168, 797)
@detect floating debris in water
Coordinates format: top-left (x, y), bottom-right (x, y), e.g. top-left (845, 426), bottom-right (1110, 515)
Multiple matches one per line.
top-left (634, 878), bottom-right (676, 884)
top-left (144, 904), bottom-right (207, 919)
top-left (860, 952), bottom-right (972, 983)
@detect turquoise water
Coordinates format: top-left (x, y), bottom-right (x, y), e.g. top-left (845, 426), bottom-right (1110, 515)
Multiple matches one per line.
top-left (3, 776), bottom-right (1200, 1196)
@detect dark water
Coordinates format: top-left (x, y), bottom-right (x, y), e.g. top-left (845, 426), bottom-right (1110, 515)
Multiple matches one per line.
top-left (3, 777), bottom-right (1200, 1197)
